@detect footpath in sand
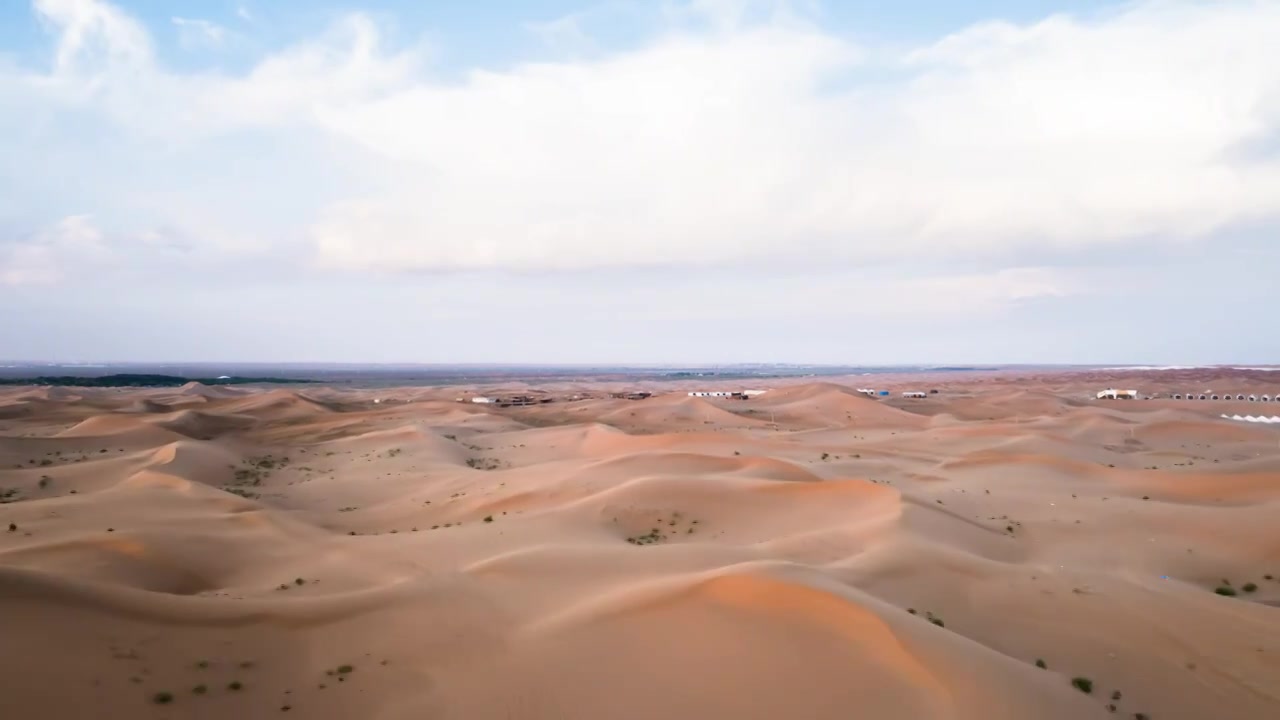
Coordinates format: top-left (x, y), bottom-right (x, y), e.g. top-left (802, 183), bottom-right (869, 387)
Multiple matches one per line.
top-left (1, 377), bottom-right (1279, 719)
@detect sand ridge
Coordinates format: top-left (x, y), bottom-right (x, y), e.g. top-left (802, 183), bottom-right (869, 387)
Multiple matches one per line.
top-left (1, 373), bottom-right (1279, 719)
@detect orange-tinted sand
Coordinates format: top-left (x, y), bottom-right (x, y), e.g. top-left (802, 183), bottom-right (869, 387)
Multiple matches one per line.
top-left (1, 372), bottom-right (1279, 719)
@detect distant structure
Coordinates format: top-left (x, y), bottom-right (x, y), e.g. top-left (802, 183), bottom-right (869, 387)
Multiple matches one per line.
top-left (611, 391), bottom-right (652, 400)
top-left (1147, 391), bottom-right (1276, 402)
top-left (499, 395), bottom-right (539, 407)
top-left (469, 397), bottom-right (494, 404)
top-left (1096, 389), bottom-right (1138, 400)
top-left (902, 391), bottom-right (927, 398)
top-left (1221, 414), bottom-right (1280, 424)
top-left (688, 390), bottom-right (765, 400)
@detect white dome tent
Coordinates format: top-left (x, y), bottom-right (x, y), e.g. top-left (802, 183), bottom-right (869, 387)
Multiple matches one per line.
top-left (1222, 414), bottom-right (1280, 424)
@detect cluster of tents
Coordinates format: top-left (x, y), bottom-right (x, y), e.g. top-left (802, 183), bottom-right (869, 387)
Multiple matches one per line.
top-left (1220, 414), bottom-right (1280, 424)
top-left (1170, 393), bottom-right (1274, 401)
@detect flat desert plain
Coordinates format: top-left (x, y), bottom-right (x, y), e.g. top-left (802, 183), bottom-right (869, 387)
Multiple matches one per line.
top-left (1, 372), bottom-right (1279, 719)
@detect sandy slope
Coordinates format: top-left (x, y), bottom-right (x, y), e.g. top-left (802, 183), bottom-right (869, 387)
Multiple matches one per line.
top-left (1, 375), bottom-right (1279, 719)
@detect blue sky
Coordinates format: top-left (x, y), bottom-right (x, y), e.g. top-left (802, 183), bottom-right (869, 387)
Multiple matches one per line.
top-left (1, 0), bottom-right (1278, 364)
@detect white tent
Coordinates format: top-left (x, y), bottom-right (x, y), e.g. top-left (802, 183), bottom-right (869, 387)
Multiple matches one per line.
top-left (1222, 414), bottom-right (1280, 424)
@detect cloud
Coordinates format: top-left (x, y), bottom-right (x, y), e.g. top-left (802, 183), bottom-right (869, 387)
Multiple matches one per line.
top-left (0, 214), bottom-right (105, 285)
top-left (33, 0), bottom-right (150, 73)
top-left (236, 5), bottom-right (252, 23)
top-left (525, 13), bottom-right (597, 56)
top-left (171, 16), bottom-right (227, 49)
top-left (305, 0), bottom-right (1280, 271)
top-left (7, 0), bottom-right (1280, 279)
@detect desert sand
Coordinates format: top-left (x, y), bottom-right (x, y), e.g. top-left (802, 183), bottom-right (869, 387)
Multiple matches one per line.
top-left (1, 370), bottom-right (1279, 719)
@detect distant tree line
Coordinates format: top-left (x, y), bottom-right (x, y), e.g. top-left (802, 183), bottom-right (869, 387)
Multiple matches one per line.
top-left (0, 374), bottom-right (315, 388)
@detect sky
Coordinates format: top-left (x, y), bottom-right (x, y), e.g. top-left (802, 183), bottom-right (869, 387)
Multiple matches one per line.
top-left (1, 0), bottom-right (1278, 365)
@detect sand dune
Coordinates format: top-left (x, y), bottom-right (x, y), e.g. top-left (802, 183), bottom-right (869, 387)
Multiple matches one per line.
top-left (149, 409), bottom-right (260, 439)
top-left (753, 382), bottom-right (930, 429)
top-left (1, 376), bottom-right (1278, 719)
top-left (596, 395), bottom-right (773, 431)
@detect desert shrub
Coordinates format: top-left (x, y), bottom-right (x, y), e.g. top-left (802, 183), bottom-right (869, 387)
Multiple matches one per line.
top-left (1035, 659), bottom-right (1047, 669)
top-left (1071, 677), bottom-right (1093, 694)
top-left (1215, 586), bottom-right (1237, 597)
top-left (483, 515), bottom-right (493, 523)
top-left (192, 685), bottom-right (207, 694)
top-left (1242, 582), bottom-right (1258, 593)
top-left (227, 681), bottom-right (243, 691)
top-left (153, 692), bottom-right (174, 704)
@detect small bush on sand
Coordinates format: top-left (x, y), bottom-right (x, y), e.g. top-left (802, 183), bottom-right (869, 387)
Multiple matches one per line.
top-left (153, 692), bottom-right (174, 704)
top-left (1215, 586), bottom-right (1237, 597)
top-left (1071, 677), bottom-right (1093, 694)
top-left (192, 685), bottom-right (207, 695)
top-left (227, 681), bottom-right (243, 691)
top-left (1242, 582), bottom-right (1258, 593)
top-left (1035, 659), bottom-right (1047, 669)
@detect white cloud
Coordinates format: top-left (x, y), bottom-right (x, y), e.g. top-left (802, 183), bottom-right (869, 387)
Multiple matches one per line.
top-left (7, 0), bottom-right (1280, 279)
top-left (236, 5), bottom-right (252, 23)
top-left (33, 0), bottom-right (150, 73)
top-left (525, 13), bottom-right (597, 56)
top-left (171, 17), bottom-right (227, 49)
top-left (0, 214), bottom-right (105, 285)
